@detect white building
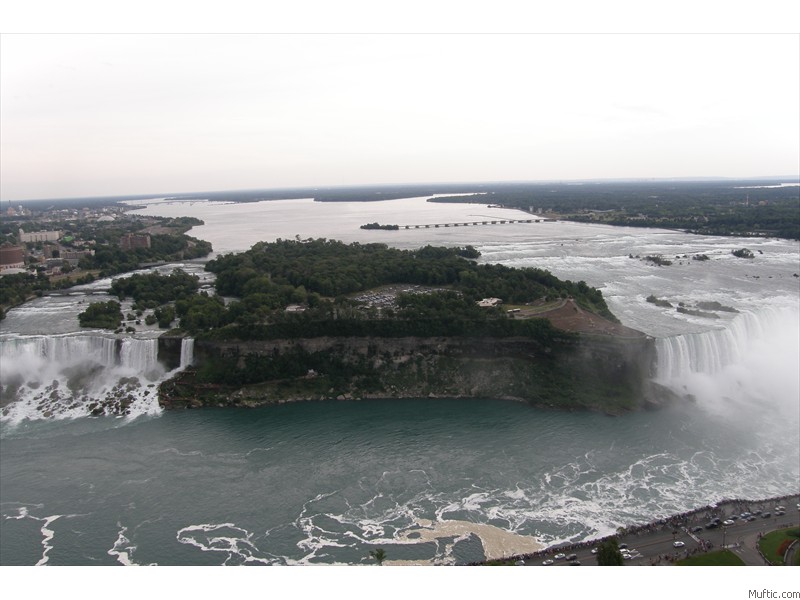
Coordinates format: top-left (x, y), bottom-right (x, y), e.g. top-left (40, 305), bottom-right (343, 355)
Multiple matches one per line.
top-left (19, 229), bottom-right (61, 243)
top-left (477, 297), bottom-right (503, 308)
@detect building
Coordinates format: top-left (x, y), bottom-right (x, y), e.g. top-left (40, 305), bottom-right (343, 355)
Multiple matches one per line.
top-left (477, 297), bottom-right (503, 308)
top-left (19, 229), bottom-right (61, 243)
top-left (0, 243), bottom-right (25, 271)
top-left (61, 249), bottom-right (94, 265)
top-left (119, 233), bottom-right (152, 251)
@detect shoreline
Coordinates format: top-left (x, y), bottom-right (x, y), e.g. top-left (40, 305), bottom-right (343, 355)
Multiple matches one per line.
top-left (475, 492), bottom-right (800, 565)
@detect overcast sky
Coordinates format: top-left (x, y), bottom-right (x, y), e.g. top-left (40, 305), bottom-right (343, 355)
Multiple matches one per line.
top-left (1, 32), bottom-right (798, 201)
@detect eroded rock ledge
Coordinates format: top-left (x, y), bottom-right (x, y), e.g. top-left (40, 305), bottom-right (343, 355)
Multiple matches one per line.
top-left (158, 332), bottom-right (664, 415)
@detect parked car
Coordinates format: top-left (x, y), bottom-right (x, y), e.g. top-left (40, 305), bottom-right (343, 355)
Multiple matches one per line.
top-left (722, 519), bottom-right (735, 526)
top-left (673, 541), bottom-right (685, 548)
top-left (691, 526), bottom-right (703, 533)
top-left (554, 553), bottom-right (566, 560)
top-left (566, 554), bottom-right (577, 561)
top-left (542, 559), bottom-right (554, 565)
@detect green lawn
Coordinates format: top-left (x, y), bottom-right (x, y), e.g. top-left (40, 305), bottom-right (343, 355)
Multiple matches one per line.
top-left (757, 527), bottom-right (800, 566)
top-left (676, 550), bottom-right (746, 566)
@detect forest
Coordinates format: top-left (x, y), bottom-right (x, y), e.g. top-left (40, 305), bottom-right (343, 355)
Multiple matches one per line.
top-left (428, 180), bottom-right (800, 240)
top-left (115, 238), bottom-right (612, 339)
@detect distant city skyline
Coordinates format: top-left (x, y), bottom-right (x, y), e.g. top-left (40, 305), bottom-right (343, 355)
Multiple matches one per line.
top-left (2, 33), bottom-right (798, 202)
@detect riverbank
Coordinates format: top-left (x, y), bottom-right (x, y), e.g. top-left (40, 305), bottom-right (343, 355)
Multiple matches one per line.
top-left (478, 493), bottom-right (800, 566)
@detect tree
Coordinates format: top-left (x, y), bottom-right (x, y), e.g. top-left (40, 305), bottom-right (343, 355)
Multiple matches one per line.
top-left (596, 538), bottom-right (624, 566)
top-left (78, 300), bottom-right (123, 330)
top-left (369, 548), bottom-right (387, 565)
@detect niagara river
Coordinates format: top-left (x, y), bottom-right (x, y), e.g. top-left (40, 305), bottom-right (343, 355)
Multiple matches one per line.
top-left (1, 196), bottom-right (798, 565)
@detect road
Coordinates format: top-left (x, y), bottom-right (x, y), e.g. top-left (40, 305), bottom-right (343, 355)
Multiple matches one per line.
top-left (519, 494), bottom-right (799, 566)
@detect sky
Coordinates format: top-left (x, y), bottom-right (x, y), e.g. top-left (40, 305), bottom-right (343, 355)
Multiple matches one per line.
top-left (1, 8), bottom-right (799, 201)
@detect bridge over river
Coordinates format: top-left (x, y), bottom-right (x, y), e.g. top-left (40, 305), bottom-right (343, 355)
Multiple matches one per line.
top-left (400, 217), bottom-right (553, 229)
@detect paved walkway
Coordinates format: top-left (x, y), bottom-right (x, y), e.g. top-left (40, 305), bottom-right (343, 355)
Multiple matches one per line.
top-left (733, 533), bottom-right (769, 566)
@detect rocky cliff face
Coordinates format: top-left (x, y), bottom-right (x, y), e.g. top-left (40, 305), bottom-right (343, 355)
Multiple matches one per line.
top-left (158, 332), bottom-right (661, 414)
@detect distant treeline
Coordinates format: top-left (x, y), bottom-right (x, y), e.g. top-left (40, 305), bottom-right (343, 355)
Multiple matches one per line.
top-left (428, 180), bottom-right (800, 240)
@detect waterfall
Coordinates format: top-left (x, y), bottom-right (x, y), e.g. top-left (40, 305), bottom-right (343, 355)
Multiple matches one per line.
top-left (0, 334), bottom-right (169, 424)
top-left (656, 312), bottom-right (766, 379)
top-left (655, 305), bottom-right (800, 414)
top-left (180, 338), bottom-right (195, 368)
top-left (0, 335), bottom-right (120, 368)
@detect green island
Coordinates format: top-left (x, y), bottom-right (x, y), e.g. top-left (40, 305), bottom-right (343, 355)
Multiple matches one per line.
top-left (118, 238), bottom-right (669, 413)
top-left (360, 222), bottom-right (399, 230)
top-left (77, 299), bottom-right (124, 330)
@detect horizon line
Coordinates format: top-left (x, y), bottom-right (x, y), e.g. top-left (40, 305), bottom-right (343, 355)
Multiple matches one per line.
top-left (3, 174), bottom-right (799, 205)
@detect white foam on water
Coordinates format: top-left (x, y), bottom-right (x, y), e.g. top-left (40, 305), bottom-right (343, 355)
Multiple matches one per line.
top-left (176, 523), bottom-right (272, 565)
top-left (107, 524), bottom-right (137, 565)
top-left (35, 515), bottom-right (62, 566)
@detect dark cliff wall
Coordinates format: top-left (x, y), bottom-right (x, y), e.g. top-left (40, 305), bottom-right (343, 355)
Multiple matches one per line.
top-left (158, 335), bottom-right (184, 370)
top-left (158, 333), bottom-right (657, 414)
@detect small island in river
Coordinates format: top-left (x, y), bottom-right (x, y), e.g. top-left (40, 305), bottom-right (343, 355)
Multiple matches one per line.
top-left (143, 239), bottom-right (670, 415)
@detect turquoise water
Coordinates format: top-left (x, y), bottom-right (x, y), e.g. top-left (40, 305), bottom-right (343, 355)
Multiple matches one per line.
top-left (1, 395), bottom-right (795, 565)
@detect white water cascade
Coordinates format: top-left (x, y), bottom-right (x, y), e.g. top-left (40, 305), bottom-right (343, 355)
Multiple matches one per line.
top-left (655, 305), bottom-right (800, 415)
top-left (180, 337), bottom-right (194, 368)
top-left (0, 334), bottom-right (194, 424)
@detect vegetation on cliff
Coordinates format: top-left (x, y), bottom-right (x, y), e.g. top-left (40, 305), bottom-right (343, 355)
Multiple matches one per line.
top-left (161, 332), bottom-right (652, 414)
top-left (201, 238), bottom-right (614, 331)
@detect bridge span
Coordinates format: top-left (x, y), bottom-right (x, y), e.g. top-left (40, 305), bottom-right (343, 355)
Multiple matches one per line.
top-left (400, 218), bottom-right (552, 229)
